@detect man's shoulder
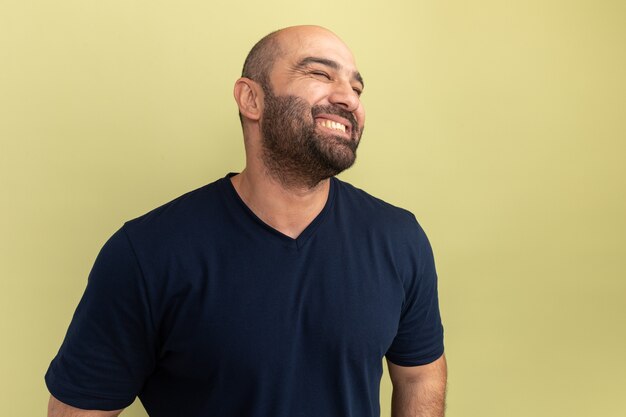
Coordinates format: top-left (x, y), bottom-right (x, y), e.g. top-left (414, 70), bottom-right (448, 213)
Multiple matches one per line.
top-left (333, 177), bottom-right (427, 237)
top-left (123, 176), bottom-right (228, 240)
top-left (334, 178), bottom-right (418, 223)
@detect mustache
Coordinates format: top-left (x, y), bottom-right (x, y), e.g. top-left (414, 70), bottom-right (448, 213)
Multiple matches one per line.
top-left (311, 105), bottom-right (359, 132)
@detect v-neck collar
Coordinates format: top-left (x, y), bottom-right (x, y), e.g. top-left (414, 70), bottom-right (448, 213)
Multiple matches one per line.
top-left (219, 173), bottom-right (336, 250)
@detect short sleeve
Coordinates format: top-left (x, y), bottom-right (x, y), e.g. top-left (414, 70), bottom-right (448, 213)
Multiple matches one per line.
top-left (385, 224), bottom-right (444, 366)
top-left (45, 227), bottom-right (157, 410)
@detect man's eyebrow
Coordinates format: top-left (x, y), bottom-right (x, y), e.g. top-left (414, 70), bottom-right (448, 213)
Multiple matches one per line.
top-left (296, 56), bottom-right (364, 88)
top-left (353, 72), bottom-right (364, 89)
top-left (297, 56), bottom-right (339, 70)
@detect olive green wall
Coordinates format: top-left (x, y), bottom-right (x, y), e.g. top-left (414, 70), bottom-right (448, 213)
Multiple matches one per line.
top-left (1, 1), bottom-right (625, 416)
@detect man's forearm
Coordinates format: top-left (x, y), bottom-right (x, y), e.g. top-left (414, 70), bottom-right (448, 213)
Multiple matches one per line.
top-left (48, 396), bottom-right (124, 417)
top-left (388, 355), bottom-right (447, 417)
top-left (390, 377), bottom-right (447, 417)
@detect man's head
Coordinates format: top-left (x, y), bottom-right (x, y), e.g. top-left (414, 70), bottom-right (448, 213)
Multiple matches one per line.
top-left (234, 25), bottom-right (365, 188)
top-left (240, 30), bottom-right (282, 97)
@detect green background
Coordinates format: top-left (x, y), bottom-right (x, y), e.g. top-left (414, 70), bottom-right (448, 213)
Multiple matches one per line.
top-left (1, 1), bottom-right (625, 416)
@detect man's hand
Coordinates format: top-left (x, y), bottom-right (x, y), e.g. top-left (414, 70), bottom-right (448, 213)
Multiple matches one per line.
top-left (48, 396), bottom-right (124, 417)
top-left (387, 354), bottom-right (447, 417)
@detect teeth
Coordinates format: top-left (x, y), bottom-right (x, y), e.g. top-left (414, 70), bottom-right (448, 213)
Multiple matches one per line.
top-left (318, 119), bottom-right (346, 133)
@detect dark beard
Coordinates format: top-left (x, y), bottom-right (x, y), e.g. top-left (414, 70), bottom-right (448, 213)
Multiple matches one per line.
top-left (260, 89), bottom-right (362, 189)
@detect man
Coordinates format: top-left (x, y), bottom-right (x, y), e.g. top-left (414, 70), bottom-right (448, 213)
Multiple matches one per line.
top-left (46, 25), bottom-right (447, 417)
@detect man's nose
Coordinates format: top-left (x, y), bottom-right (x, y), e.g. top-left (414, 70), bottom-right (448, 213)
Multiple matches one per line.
top-left (328, 81), bottom-right (360, 112)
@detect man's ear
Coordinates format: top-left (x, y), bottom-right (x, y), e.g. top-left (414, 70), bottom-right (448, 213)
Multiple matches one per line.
top-left (234, 78), bottom-right (263, 121)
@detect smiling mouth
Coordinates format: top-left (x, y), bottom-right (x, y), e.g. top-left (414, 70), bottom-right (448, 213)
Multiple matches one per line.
top-left (315, 118), bottom-right (351, 136)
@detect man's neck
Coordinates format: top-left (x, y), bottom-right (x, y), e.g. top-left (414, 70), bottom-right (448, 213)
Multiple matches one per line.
top-left (230, 167), bottom-right (331, 240)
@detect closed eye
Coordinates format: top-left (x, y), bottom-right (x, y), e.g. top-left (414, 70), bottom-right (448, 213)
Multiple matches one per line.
top-left (310, 70), bottom-right (331, 80)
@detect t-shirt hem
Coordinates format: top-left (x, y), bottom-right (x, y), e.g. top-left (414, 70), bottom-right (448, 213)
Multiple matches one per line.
top-left (385, 347), bottom-right (445, 367)
top-left (45, 371), bottom-right (135, 411)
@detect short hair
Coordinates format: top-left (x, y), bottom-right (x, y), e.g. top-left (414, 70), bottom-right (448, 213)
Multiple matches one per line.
top-left (238, 30), bottom-right (283, 125)
top-left (241, 29), bottom-right (283, 94)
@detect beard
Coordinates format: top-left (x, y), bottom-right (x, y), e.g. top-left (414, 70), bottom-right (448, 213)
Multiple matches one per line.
top-left (260, 89), bottom-right (363, 189)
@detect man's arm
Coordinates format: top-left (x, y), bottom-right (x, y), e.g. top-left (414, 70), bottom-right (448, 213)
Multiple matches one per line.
top-left (48, 396), bottom-right (124, 417)
top-left (387, 354), bottom-right (447, 417)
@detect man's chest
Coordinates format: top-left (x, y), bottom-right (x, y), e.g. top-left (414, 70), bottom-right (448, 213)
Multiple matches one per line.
top-left (152, 240), bottom-right (406, 381)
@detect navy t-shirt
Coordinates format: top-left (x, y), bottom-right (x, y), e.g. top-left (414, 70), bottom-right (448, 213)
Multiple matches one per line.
top-left (46, 174), bottom-right (444, 417)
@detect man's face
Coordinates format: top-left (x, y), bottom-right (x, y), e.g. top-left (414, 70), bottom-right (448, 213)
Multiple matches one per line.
top-left (258, 27), bottom-right (365, 187)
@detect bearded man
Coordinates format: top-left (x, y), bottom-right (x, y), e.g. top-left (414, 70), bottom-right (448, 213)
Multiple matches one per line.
top-left (46, 25), bottom-right (447, 417)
